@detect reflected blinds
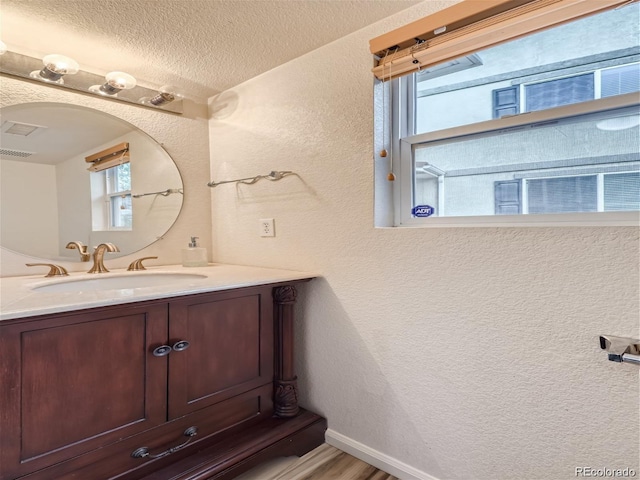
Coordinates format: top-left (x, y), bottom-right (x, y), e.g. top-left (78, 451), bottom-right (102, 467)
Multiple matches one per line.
top-left (85, 142), bottom-right (130, 172)
top-left (370, 0), bottom-right (630, 81)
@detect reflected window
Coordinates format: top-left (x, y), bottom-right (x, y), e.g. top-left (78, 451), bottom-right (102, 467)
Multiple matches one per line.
top-left (106, 163), bottom-right (132, 229)
top-left (91, 163), bottom-right (132, 230)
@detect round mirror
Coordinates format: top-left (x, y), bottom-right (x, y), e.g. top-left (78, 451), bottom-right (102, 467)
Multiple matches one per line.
top-left (0, 102), bottom-right (184, 261)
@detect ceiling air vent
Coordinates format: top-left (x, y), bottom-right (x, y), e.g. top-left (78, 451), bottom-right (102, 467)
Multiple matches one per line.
top-left (0, 148), bottom-right (34, 158)
top-left (1, 121), bottom-right (47, 136)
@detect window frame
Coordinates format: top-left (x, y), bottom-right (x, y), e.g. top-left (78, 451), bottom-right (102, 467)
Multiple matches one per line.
top-left (393, 85), bottom-right (640, 227)
top-left (105, 164), bottom-right (132, 230)
top-left (91, 163), bottom-right (132, 232)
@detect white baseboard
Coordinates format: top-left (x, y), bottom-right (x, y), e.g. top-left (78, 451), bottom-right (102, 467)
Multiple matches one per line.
top-left (325, 429), bottom-right (441, 480)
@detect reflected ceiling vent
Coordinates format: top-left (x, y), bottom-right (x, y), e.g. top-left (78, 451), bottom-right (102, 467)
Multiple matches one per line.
top-left (0, 148), bottom-right (34, 158)
top-left (1, 121), bottom-right (47, 136)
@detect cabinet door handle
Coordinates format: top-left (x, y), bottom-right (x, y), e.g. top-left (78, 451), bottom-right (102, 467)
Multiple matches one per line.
top-left (152, 345), bottom-right (172, 357)
top-left (172, 340), bottom-right (190, 352)
top-left (131, 426), bottom-right (198, 459)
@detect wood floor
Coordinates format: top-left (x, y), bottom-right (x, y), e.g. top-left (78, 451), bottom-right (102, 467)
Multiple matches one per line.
top-left (235, 443), bottom-right (398, 480)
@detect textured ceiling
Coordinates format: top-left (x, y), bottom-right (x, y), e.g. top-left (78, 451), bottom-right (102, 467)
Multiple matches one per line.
top-left (1, 0), bottom-right (421, 101)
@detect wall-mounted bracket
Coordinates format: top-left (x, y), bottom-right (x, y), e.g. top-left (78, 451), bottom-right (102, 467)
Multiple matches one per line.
top-left (599, 335), bottom-right (640, 365)
top-left (208, 170), bottom-right (294, 188)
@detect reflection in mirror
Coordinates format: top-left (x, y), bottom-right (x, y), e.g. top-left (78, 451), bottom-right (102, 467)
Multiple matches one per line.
top-left (0, 102), bottom-right (184, 261)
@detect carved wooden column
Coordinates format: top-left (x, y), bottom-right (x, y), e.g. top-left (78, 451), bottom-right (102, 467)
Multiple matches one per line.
top-left (273, 285), bottom-right (299, 418)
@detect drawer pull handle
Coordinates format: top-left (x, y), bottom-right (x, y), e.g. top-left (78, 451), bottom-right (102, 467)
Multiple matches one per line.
top-left (173, 340), bottom-right (190, 352)
top-left (131, 426), bottom-right (198, 459)
top-left (152, 345), bottom-right (172, 357)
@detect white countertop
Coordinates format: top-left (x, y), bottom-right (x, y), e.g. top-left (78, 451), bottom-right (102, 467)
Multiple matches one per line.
top-left (0, 264), bottom-right (318, 321)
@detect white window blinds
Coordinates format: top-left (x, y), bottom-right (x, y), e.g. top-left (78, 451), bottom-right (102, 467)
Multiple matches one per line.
top-left (370, 0), bottom-right (632, 81)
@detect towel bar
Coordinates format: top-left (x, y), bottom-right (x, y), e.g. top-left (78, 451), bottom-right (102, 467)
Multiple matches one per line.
top-left (599, 335), bottom-right (640, 365)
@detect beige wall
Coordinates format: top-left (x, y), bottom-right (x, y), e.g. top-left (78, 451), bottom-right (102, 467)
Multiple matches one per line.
top-left (208, 2), bottom-right (639, 479)
top-left (0, 76), bottom-right (212, 275)
top-left (1, 159), bottom-right (59, 257)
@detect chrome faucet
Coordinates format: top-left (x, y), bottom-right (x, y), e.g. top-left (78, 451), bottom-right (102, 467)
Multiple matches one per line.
top-left (88, 243), bottom-right (120, 273)
top-left (65, 241), bottom-right (90, 262)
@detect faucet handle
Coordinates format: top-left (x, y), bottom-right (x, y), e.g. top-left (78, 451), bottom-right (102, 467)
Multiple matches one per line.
top-left (127, 257), bottom-right (158, 271)
top-left (26, 263), bottom-right (69, 277)
top-left (65, 241), bottom-right (90, 262)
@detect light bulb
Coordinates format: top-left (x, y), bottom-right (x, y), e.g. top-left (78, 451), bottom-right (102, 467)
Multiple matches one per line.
top-left (140, 85), bottom-right (184, 106)
top-left (29, 54), bottom-right (79, 84)
top-left (89, 71), bottom-right (137, 96)
top-left (105, 71), bottom-right (137, 90)
top-left (0, 41), bottom-right (7, 55)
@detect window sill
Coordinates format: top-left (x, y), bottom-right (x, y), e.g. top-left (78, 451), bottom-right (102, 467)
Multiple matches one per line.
top-left (389, 211), bottom-right (639, 228)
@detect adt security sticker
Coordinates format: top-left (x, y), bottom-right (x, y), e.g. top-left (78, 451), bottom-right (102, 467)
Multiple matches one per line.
top-left (412, 205), bottom-right (434, 217)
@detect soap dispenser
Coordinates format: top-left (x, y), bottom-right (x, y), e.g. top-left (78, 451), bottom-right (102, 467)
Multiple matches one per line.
top-left (182, 236), bottom-right (208, 267)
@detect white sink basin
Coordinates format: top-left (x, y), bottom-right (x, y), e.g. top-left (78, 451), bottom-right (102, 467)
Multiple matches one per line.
top-left (33, 273), bottom-right (208, 293)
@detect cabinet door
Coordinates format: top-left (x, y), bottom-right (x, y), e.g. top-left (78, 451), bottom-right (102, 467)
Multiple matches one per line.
top-left (167, 286), bottom-right (274, 419)
top-left (0, 303), bottom-right (168, 480)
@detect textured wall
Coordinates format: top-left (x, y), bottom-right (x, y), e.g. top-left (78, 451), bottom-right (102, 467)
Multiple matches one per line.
top-left (0, 0), bottom-right (421, 99)
top-left (0, 76), bottom-right (211, 276)
top-left (208, 2), bottom-right (640, 479)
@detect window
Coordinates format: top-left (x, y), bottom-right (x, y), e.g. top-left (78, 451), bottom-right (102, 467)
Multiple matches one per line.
top-left (492, 63), bottom-right (640, 119)
top-left (524, 73), bottom-right (594, 112)
top-left (602, 63), bottom-right (640, 98)
top-left (496, 172), bottom-right (640, 214)
top-left (525, 175), bottom-right (598, 214)
top-left (604, 172), bottom-right (640, 211)
top-left (91, 163), bottom-right (132, 231)
top-left (382, 1), bottom-right (640, 226)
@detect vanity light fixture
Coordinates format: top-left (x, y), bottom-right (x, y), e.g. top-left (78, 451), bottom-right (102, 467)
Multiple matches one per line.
top-left (1, 49), bottom-right (184, 113)
top-left (140, 85), bottom-right (183, 106)
top-left (29, 54), bottom-right (79, 84)
top-left (89, 71), bottom-right (137, 96)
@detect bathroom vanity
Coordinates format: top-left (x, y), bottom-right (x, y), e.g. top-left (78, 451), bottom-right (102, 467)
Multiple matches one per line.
top-left (0, 265), bottom-right (326, 480)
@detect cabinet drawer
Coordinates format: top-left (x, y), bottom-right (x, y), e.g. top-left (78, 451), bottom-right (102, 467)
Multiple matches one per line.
top-left (16, 384), bottom-right (274, 480)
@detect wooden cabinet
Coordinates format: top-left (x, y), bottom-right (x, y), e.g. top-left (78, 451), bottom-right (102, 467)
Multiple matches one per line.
top-left (0, 302), bottom-right (169, 479)
top-left (167, 289), bottom-right (273, 419)
top-left (0, 283), bottom-right (325, 480)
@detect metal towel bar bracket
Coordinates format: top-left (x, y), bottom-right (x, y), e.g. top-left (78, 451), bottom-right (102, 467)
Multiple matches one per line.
top-left (208, 170), bottom-right (294, 188)
top-left (599, 335), bottom-right (640, 365)
top-left (132, 188), bottom-right (183, 198)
